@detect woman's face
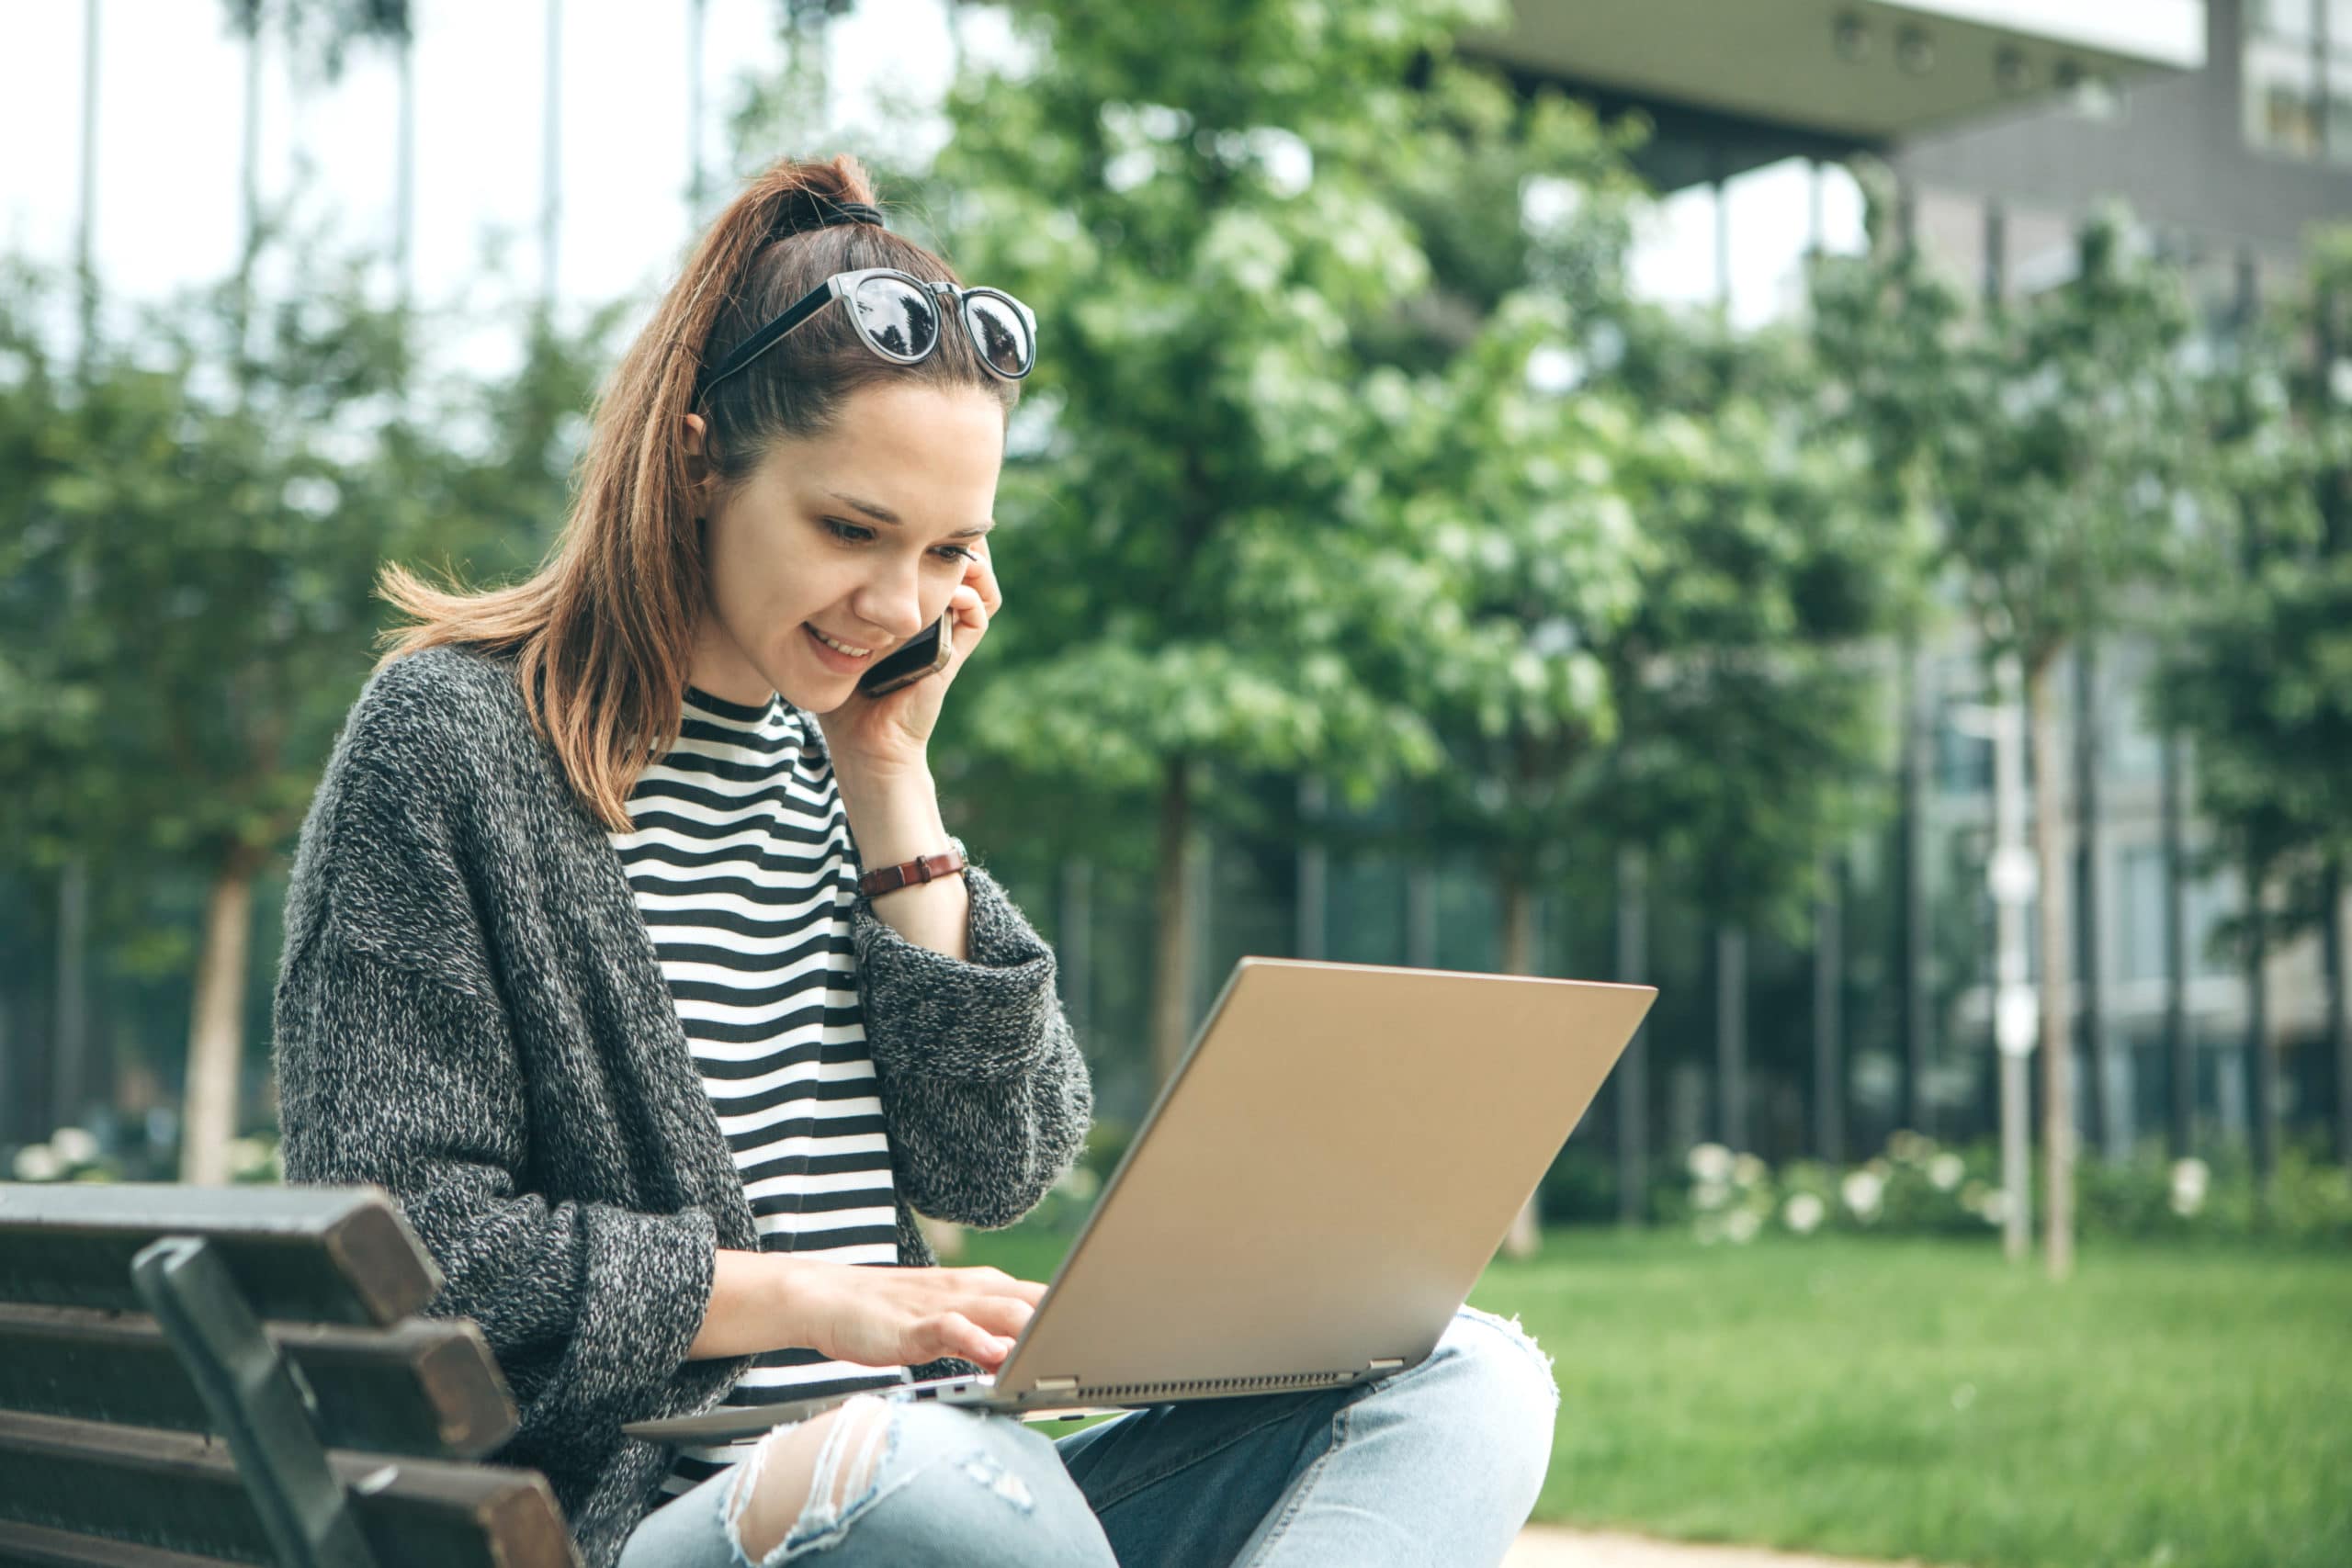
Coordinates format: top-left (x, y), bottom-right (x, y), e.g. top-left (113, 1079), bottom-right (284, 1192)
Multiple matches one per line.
top-left (686, 380), bottom-right (1004, 712)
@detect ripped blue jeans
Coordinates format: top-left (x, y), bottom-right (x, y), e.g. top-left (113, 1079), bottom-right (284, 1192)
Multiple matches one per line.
top-left (615, 1304), bottom-right (1559, 1568)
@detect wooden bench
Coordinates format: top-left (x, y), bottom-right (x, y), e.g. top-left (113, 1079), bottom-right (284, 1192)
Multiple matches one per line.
top-left (0, 1182), bottom-right (578, 1567)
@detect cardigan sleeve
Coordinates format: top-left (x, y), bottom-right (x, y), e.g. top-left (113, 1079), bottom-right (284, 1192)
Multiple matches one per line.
top-left (852, 864), bottom-right (1093, 1230)
top-left (271, 655), bottom-right (733, 1450)
top-left (274, 919), bottom-right (722, 1446)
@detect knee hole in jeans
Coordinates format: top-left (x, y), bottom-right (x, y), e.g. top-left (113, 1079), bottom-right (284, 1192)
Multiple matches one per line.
top-left (725, 1393), bottom-right (897, 1564)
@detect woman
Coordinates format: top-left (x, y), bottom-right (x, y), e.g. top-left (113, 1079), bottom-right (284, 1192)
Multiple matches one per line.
top-left (274, 152), bottom-right (1559, 1568)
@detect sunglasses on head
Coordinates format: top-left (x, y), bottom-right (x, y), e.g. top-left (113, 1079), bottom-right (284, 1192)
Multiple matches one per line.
top-left (694, 266), bottom-right (1037, 405)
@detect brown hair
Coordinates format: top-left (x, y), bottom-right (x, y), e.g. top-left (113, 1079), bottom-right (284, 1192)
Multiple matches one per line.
top-left (373, 152), bottom-right (1021, 829)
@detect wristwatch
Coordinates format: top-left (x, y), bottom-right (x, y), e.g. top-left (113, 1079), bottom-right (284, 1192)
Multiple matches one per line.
top-left (858, 837), bottom-right (969, 900)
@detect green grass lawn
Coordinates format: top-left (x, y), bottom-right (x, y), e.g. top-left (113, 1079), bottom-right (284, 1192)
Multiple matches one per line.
top-left (956, 1225), bottom-right (2352, 1568)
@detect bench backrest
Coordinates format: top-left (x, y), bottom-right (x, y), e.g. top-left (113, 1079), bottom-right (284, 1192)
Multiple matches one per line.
top-left (0, 1182), bottom-right (579, 1568)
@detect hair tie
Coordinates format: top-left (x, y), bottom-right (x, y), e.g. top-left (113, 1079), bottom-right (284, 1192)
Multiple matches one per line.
top-left (765, 196), bottom-right (888, 245)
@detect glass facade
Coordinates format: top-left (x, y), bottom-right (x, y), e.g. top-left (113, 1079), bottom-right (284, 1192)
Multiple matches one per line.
top-left (2244, 0), bottom-right (2352, 161)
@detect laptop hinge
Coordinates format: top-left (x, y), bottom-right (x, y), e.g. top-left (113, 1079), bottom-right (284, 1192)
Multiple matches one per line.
top-left (1367, 1358), bottom-right (1405, 1373)
top-left (1034, 1376), bottom-right (1080, 1393)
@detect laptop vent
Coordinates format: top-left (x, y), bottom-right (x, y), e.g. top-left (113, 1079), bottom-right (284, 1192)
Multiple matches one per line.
top-left (1065, 1370), bottom-right (1354, 1403)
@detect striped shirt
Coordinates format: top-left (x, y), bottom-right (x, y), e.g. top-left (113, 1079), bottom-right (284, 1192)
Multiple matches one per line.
top-left (609, 684), bottom-right (911, 1498)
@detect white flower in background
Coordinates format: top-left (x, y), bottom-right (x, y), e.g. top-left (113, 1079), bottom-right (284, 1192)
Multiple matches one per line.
top-left (1959, 1179), bottom-right (1989, 1214)
top-left (1888, 1130), bottom-right (1930, 1164)
top-left (12, 1145), bottom-right (62, 1181)
top-left (1694, 1179), bottom-right (1732, 1212)
top-left (1782, 1192), bottom-right (1827, 1235)
top-left (1687, 1142), bottom-right (1735, 1183)
top-left (228, 1138), bottom-right (273, 1179)
top-left (49, 1126), bottom-right (99, 1166)
top-left (1732, 1153), bottom-right (1768, 1188)
top-left (2169, 1157), bottom-right (2210, 1217)
top-left (1725, 1209), bottom-right (1762, 1244)
top-left (1928, 1153), bottom-right (1965, 1191)
top-left (1979, 1188), bottom-right (2012, 1225)
top-left (1840, 1169), bottom-right (1884, 1220)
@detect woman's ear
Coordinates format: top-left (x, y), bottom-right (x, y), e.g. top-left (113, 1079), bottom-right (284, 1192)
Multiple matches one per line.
top-left (681, 412), bottom-right (710, 495)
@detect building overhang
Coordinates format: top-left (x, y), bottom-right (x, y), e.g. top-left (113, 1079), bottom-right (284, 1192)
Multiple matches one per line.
top-left (1461, 0), bottom-right (2207, 167)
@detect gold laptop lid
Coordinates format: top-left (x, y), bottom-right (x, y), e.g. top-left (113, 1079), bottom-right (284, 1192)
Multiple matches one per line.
top-left (993, 958), bottom-right (1655, 1403)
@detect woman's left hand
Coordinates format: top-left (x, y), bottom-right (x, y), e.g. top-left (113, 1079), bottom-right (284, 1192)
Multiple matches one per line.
top-left (817, 538), bottom-right (998, 791)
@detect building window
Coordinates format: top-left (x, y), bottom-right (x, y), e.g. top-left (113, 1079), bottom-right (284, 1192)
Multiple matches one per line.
top-left (2244, 0), bottom-right (2352, 162)
top-left (2120, 843), bottom-right (2169, 981)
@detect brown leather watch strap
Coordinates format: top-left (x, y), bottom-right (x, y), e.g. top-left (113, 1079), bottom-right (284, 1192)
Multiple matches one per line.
top-left (857, 847), bottom-right (968, 899)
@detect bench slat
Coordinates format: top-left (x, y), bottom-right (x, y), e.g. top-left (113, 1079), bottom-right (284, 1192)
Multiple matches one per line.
top-left (0, 1305), bottom-right (517, 1461)
top-left (0, 1518), bottom-right (234, 1566)
top-left (0, 1186), bottom-right (436, 1326)
top-left (0, 1411), bottom-right (577, 1568)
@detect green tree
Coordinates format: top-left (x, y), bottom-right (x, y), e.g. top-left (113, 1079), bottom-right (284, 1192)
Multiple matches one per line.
top-left (918, 0), bottom-right (1515, 1079)
top-left (2157, 230), bottom-right (2352, 1180)
top-left (1816, 206), bottom-right (2199, 1279)
top-left (0, 244), bottom-right (611, 1182)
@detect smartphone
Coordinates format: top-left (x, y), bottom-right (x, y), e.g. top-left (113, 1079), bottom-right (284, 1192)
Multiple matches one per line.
top-left (858, 611), bottom-right (955, 696)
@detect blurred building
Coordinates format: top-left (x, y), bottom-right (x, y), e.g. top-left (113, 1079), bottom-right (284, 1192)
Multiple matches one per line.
top-left (1410, 0), bottom-right (2350, 1167)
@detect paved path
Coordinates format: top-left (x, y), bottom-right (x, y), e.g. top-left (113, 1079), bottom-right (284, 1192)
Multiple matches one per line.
top-left (1507, 1525), bottom-right (1932, 1567)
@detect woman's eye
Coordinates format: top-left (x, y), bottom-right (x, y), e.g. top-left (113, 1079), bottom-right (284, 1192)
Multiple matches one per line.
top-left (822, 517), bottom-right (976, 565)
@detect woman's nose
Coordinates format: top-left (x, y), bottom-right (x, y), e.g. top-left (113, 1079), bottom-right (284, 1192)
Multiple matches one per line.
top-left (852, 570), bottom-right (930, 643)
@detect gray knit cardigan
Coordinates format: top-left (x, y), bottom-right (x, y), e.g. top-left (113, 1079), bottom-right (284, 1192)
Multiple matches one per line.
top-left (270, 644), bottom-right (1092, 1568)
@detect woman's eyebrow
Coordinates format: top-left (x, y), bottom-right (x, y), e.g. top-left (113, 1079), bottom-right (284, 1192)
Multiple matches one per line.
top-left (824, 490), bottom-right (995, 538)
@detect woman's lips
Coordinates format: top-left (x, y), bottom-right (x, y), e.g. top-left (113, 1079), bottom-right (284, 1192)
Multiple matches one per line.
top-left (803, 621), bottom-right (877, 671)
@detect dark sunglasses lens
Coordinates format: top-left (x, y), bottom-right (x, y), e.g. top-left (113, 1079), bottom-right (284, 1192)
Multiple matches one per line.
top-left (851, 276), bottom-right (940, 361)
top-left (963, 293), bottom-right (1034, 378)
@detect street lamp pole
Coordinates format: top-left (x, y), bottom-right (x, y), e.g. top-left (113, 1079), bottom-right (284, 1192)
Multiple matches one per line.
top-left (1988, 654), bottom-right (2037, 1263)
top-left (1958, 656), bottom-right (2037, 1262)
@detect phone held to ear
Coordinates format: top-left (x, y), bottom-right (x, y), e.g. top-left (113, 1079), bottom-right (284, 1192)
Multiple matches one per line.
top-left (857, 611), bottom-right (955, 696)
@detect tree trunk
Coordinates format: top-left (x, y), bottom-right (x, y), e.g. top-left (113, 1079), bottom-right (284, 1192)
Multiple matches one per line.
top-left (52, 859), bottom-right (89, 1135)
top-left (2075, 642), bottom-right (2113, 1161)
top-left (1057, 857), bottom-right (1093, 1043)
top-left (2162, 728), bottom-right (2193, 1160)
top-left (1897, 639), bottom-right (1933, 1138)
top-left (234, 6), bottom-right (261, 368)
top-left (2028, 652), bottom-right (2075, 1282)
top-left (395, 21), bottom-right (416, 307)
top-left (2246, 866), bottom-right (2277, 1205)
top-left (179, 852), bottom-right (260, 1185)
top-left (1499, 869), bottom-right (1541, 1259)
top-left (1149, 755), bottom-right (1195, 1085)
top-left (539, 0), bottom-right (562, 309)
top-left (1813, 852), bottom-right (1845, 1166)
top-left (1615, 847), bottom-right (1650, 1227)
top-left (1295, 776), bottom-right (1327, 959)
top-left (2327, 859), bottom-right (2349, 1171)
top-left (76, 0), bottom-right (99, 356)
top-left (1717, 926), bottom-right (1748, 1151)
top-left (685, 0), bottom-right (707, 227)
top-left (1405, 859), bottom-right (1438, 969)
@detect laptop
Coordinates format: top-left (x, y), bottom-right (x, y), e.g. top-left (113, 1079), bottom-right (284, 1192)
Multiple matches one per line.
top-left (624, 955), bottom-right (1656, 1443)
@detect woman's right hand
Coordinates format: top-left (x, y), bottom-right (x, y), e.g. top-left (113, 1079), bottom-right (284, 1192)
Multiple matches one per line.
top-left (781, 1258), bottom-right (1048, 1371)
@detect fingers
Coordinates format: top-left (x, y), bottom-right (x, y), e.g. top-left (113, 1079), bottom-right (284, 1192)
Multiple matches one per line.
top-left (953, 1292), bottom-right (1036, 1341)
top-left (927, 1309), bottom-right (1018, 1370)
top-left (964, 540), bottom-right (1001, 616)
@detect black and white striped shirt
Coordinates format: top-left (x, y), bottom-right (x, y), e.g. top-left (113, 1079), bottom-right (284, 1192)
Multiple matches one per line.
top-left (610, 684), bottom-right (910, 1497)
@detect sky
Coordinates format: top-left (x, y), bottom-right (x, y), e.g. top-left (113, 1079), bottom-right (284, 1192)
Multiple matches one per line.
top-left (0, 0), bottom-right (1865, 369)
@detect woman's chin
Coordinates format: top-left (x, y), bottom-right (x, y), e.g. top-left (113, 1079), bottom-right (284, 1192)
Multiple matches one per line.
top-left (775, 663), bottom-right (861, 714)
